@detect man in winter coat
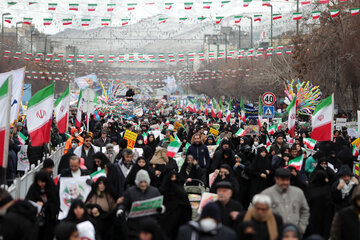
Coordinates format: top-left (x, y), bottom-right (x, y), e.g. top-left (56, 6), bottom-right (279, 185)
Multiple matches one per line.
top-left (117, 170), bottom-right (164, 239)
top-left (331, 185), bottom-right (360, 240)
top-left (93, 129), bottom-right (111, 147)
top-left (262, 168), bottom-right (309, 234)
top-left (73, 134), bottom-right (98, 172)
top-left (269, 134), bottom-right (288, 155)
top-left (59, 155), bottom-right (90, 178)
top-left (177, 202), bottom-right (237, 240)
top-left (331, 165), bottom-right (359, 211)
top-left (0, 188), bottom-right (39, 239)
top-left (187, 133), bottom-right (210, 169)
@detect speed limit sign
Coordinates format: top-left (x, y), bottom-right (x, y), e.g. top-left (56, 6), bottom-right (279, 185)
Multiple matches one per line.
top-left (262, 92), bottom-right (276, 106)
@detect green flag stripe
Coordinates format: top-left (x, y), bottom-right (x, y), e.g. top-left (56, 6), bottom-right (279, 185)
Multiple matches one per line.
top-left (312, 95), bottom-right (332, 115)
top-left (55, 86), bottom-right (69, 107)
top-left (0, 78), bottom-right (9, 98)
top-left (28, 83), bottom-right (54, 108)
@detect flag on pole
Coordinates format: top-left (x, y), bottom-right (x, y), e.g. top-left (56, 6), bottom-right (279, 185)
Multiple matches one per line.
top-left (48, 3), bottom-right (57, 10)
top-left (352, 145), bottom-right (359, 157)
top-left (27, 84), bottom-right (54, 147)
top-left (90, 169), bottom-right (106, 182)
top-left (272, 13), bottom-right (282, 20)
top-left (0, 78), bottom-right (10, 167)
top-left (55, 86), bottom-right (70, 134)
top-left (17, 131), bottom-right (27, 145)
top-left (310, 94), bottom-right (334, 141)
top-left (351, 8), bottom-right (360, 16)
top-left (287, 96), bottom-right (297, 138)
top-left (107, 3), bottom-right (116, 11)
top-left (240, 97), bottom-right (246, 123)
top-left (293, 12), bottom-right (303, 20)
top-left (258, 96), bottom-right (263, 129)
top-left (303, 138), bottom-right (316, 150)
top-left (184, 2), bottom-right (193, 9)
top-left (266, 135), bottom-right (271, 151)
top-left (76, 90), bottom-right (84, 128)
top-left (288, 155), bottom-right (304, 171)
top-left (254, 15), bottom-right (262, 22)
top-left (330, 9), bottom-right (340, 18)
top-left (166, 134), bottom-right (181, 158)
top-left (268, 124), bottom-right (278, 135)
top-left (312, 11), bottom-right (321, 19)
top-left (226, 100), bottom-right (232, 123)
top-left (184, 142), bottom-right (191, 154)
top-left (203, 1), bottom-right (212, 9)
top-left (243, 0), bottom-right (252, 7)
top-left (142, 131), bottom-right (149, 144)
top-left (235, 16), bottom-right (242, 23)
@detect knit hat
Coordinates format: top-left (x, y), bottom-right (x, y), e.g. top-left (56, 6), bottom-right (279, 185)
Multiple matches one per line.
top-left (135, 169), bottom-right (151, 187)
top-left (106, 143), bottom-right (114, 150)
top-left (200, 202), bottom-right (221, 223)
top-left (337, 165), bottom-right (353, 177)
top-left (216, 181), bottom-right (233, 191)
top-left (70, 128), bottom-right (78, 135)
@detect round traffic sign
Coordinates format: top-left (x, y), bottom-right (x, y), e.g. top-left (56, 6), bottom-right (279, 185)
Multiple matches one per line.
top-left (262, 92), bottom-right (276, 106)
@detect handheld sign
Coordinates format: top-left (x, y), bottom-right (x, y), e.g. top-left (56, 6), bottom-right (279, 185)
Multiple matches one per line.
top-left (123, 130), bottom-right (138, 150)
top-left (209, 127), bottom-right (219, 136)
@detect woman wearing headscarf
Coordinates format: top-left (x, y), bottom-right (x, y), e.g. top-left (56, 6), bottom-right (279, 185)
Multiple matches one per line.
top-left (146, 134), bottom-right (158, 154)
top-left (179, 155), bottom-right (206, 184)
top-left (159, 171), bottom-right (192, 239)
top-left (306, 170), bottom-right (333, 238)
top-left (204, 135), bottom-right (216, 146)
top-left (125, 156), bottom-right (158, 188)
top-left (25, 171), bottom-right (59, 240)
top-left (249, 147), bottom-right (272, 201)
top-left (134, 135), bottom-right (154, 162)
top-left (85, 176), bottom-right (116, 239)
top-left (92, 152), bottom-right (110, 173)
top-left (105, 163), bottom-right (124, 204)
top-left (278, 224), bottom-right (302, 240)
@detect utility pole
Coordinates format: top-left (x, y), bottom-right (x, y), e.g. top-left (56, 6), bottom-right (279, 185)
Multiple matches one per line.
top-left (249, 17), bottom-right (253, 48)
top-left (15, 22), bottom-right (24, 50)
top-left (1, 13), bottom-right (10, 44)
top-left (270, 5), bottom-right (273, 47)
top-left (238, 25), bottom-right (241, 50)
top-left (224, 33), bottom-right (228, 63)
top-left (296, 0), bottom-right (299, 34)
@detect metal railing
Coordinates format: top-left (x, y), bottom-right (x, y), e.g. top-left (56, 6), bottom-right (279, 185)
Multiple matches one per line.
top-left (6, 143), bottom-right (65, 199)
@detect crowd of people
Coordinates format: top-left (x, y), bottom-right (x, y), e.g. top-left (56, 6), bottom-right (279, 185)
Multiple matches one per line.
top-left (0, 98), bottom-right (360, 240)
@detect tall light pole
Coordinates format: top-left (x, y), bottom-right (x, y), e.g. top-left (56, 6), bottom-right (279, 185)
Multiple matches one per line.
top-left (1, 13), bottom-right (11, 43)
top-left (269, 5), bottom-right (273, 47)
top-left (244, 16), bottom-right (253, 48)
top-left (224, 33), bottom-right (228, 63)
top-left (296, 0), bottom-right (299, 34)
top-left (15, 21), bottom-right (24, 49)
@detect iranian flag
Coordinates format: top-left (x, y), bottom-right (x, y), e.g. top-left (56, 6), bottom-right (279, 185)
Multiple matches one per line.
top-left (107, 3), bottom-right (116, 11)
top-left (75, 90), bottom-right (84, 128)
top-left (69, 3), bottom-right (79, 11)
top-left (88, 4), bottom-right (97, 11)
top-left (243, 0), bottom-right (252, 7)
top-left (55, 86), bottom-right (69, 134)
top-left (122, 18), bottom-right (130, 26)
top-left (142, 131), bottom-right (149, 144)
top-left (63, 19), bottom-right (72, 25)
top-left (254, 15), bottom-right (262, 22)
top-left (184, 143), bottom-right (191, 154)
top-left (352, 145), bottom-right (359, 157)
top-left (289, 155), bottom-right (304, 171)
top-left (303, 138), bottom-right (316, 150)
top-left (17, 131), bottom-right (27, 145)
top-left (272, 14), bottom-right (282, 20)
top-left (166, 134), bottom-right (181, 158)
top-left (221, 0), bottom-right (230, 7)
top-left (226, 100), bottom-right (232, 123)
top-left (235, 16), bottom-right (242, 23)
top-left (216, 16), bottom-right (224, 24)
top-left (48, 3), bottom-right (57, 10)
top-left (287, 96), bottom-right (297, 138)
top-left (312, 11), bottom-right (321, 19)
top-left (330, 9), bottom-right (340, 18)
top-left (0, 78), bottom-right (10, 167)
top-left (101, 19), bottom-right (111, 26)
top-left (268, 124), bottom-right (279, 135)
top-left (81, 19), bottom-right (90, 26)
top-left (258, 96), bottom-right (263, 129)
top-left (128, 3), bottom-right (137, 10)
top-left (91, 169), bottom-right (106, 182)
top-left (235, 128), bottom-right (245, 137)
top-left (240, 97), bottom-right (246, 122)
top-left (293, 12), bottom-right (303, 20)
top-left (203, 1), bottom-right (212, 9)
top-left (4, 17), bottom-right (12, 24)
top-left (165, 3), bottom-right (173, 9)
top-left (262, 0), bottom-right (270, 6)
top-left (43, 18), bottom-right (52, 26)
top-left (198, 16), bottom-right (207, 21)
top-left (184, 2), bottom-right (193, 9)
top-left (23, 18), bottom-right (32, 25)
top-left (266, 135), bottom-right (271, 151)
top-left (351, 8), bottom-right (360, 16)
top-left (310, 94), bottom-right (334, 141)
top-left (27, 84), bottom-right (54, 147)
top-left (159, 18), bottom-right (167, 24)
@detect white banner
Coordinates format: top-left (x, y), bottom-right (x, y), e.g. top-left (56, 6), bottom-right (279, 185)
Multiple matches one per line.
top-left (17, 145), bottom-right (29, 171)
top-left (0, 67), bottom-right (25, 123)
top-left (58, 176), bottom-right (91, 220)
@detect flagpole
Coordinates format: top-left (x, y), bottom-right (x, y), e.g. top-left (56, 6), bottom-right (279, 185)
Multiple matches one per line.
top-left (331, 93), bottom-right (334, 142)
top-left (3, 76), bottom-right (12, 185)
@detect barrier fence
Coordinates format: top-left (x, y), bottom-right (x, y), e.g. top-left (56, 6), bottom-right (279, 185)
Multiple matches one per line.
top-left (6, 143), bottom-right (65, 199)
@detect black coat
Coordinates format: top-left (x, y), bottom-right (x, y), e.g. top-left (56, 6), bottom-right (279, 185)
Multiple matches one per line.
top-left (0, 200), bottom-right (39, 240)
top-left (179, 161), bottom-right (206, 183)
top-left (124, 162), bottom-right (157, 188)
top-left (93, 137), bottom-right (111, 147)
top-left (177, 221), bottom-right (237, 240)
top-left (60, 168), bottom-right (90, 178)
top-left (215, 200), bottom-right (244, 230)
top-left (249, 154), bottom-right (271, 200)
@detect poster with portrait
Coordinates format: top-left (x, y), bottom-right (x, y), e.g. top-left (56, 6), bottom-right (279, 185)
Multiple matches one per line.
top-left (17, 145), bottom-right (30, 171)
top-left (58, 176), bottom-right (91, 220)
top-left (132, 148), bottom-right (144, 161)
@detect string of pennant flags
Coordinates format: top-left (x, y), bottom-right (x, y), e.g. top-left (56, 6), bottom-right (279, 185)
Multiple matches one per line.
top-left (2, 45), bottom-right (309, 64)
top-left (3, 8), bottom-right (360, 27)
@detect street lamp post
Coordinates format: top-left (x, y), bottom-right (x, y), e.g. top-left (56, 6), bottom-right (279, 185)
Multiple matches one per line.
top-left (224, 33), bottom-right (228, 63)
top-left (15, 21), bottom-right (24, 49)
top-left (1, 13), bottom-right (11, 43)
top-left (269, 5), bottom-right (273, 47)
top-left (244, 16), bottom-right (253, 48)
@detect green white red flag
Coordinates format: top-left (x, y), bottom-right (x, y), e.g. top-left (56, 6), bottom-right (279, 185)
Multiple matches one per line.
top-left (310, 94), bottom-right (334, 141)
top-left (352, 145), bottom-right (359, 157)
top-left (351, 8), bottom-right (360, 16)
top-left (17, 131), bottom-right (27, 145)
top-left (76, 90), bottom-right (84, 128)
top-left (287, 96), bottom-right (297, 138)
top-left (235, 128), bottom-right (245, 137)
top-left (240, 97), bottom-right (246, 122)
top-left (167, 134), bottom-right (181, 158)
top-left (55, 86), bottom-right (69, 134)
top-left (27, 83), bottom-right (54, 147)
top-left (0, 78), bottom-right (10, 167)
top-left (303, 138), bottom-right (316, 150)
top-left (91, 169), bottom-right (106, 182)
top-left (289, 154), bottom-right (304, 171)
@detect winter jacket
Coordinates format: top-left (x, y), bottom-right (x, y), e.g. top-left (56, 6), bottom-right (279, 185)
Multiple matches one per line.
top-left (73, 144), bottom-right (98, 171)
top-left (93, 137), bottom-right (111, 147)
top-left (187, 143), bottom-right (210, 169)
top-left (262, 184), bottom-right (310, 234)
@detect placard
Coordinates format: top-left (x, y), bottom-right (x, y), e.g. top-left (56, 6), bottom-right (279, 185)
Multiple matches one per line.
top-left (17, 145), bottom-right (29, 171)
top-left (128, 196), bottom-right (163, 218)
top-left (123, 130), bottom-right (138, 150)
top-left (197, 192), bottom-right (218, 214)
top-left (244, 125), bottom-right (259, 135)
top-left (209, 128), bottom-right (219, 136)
